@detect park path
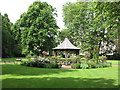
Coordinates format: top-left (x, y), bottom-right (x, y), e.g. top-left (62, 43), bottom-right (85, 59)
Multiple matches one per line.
top-left (61, 65), bottom-right (72, 69)
top-left (112, 65), bottom-right (120, 66)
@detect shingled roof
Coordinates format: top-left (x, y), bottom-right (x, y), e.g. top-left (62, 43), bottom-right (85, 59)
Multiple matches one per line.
top-left (53, 38), bottom-right (80, 50)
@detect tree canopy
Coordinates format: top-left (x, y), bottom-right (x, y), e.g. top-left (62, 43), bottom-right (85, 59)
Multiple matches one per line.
top-left (1, 13), bottom-right (21, 57)
top-left (63, 1), bottom-right (120, 60)
top-left (12, 1), bottom-right (59, 56)
top-left (1, 1), bottom-right (120, 59)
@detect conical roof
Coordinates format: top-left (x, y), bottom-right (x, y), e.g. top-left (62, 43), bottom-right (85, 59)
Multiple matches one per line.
top-left (53, 38), bottom-right (80, 50)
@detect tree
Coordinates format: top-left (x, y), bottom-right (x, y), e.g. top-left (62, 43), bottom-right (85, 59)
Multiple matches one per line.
top-left (12, 1), bottom-right (59, 56)
top-left (1, 13), bottom-right (21, 57)
top-left (63, 2), bottom-right (120, 61)
top-left (58, 29), bottom-right (71, 42)
top-left (94, 2), bottom-right (120, 59)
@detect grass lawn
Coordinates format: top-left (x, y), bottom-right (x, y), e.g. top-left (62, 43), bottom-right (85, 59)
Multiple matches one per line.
top-left (1, 57), bottom-right (29, 62)
top-left (1, 58), bottom-right (119, 88)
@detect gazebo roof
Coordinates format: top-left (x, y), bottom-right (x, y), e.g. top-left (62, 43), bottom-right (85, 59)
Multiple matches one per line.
top-left (53, 38), bottom-right (80, 50)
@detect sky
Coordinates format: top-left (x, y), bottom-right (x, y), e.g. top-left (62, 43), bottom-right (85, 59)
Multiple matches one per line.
top-left (0, 0), bottom-right (77, 30)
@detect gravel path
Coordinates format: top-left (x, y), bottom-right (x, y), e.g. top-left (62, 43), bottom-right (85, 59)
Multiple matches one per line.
top-left (61, 65), bottom-right (72, 69)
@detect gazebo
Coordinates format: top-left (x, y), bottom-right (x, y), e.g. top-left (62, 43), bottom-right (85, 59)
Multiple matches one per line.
top-left (53, 38), bottom-right (80, 58)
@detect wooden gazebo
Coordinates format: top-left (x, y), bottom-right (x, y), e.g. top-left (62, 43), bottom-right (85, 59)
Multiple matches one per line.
top-left (53, 38), bottom-right (80, 58)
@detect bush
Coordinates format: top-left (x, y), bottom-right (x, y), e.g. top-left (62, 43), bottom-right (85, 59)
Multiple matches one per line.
top-left (87, 62), bottom-right (112, 68)
top-left (99, 56), bottom-right (107, 60)
top-left (33, 55), bottom-right (38, 59)
top-left (21, 60), bottom-right (60, 68)
top-left (71, 63), bottom-right (81, 69)
top-left (59, 58), bottom-right (71, 61)
top-left (79, 59), bottom-right (112, 69)
top-left (21, 60), bottom-right (45, 67)
top-left (100, 62), bottom-right (112, 67)
top-left (70, 56), bottom-right (81, 63)
top-left (87, 61), bottom-right (96, 68)
top-left (70, 57), bottom-right (112, 69)
top-left (26, 54), bottom-right (32, 60)
top-left (44, 61), bottom-right (50, 63)
top-left (80, 63), bottom-right (89, 69)
top-left (45, 63), bottom-right (57, 68)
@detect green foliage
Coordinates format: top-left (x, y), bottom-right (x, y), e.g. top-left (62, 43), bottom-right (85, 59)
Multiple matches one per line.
top-left (58, 58), bottom-right (71, 61)
top-left (71, 57), bottom-right (112, 69)
top-left (71, 63), bottom-right (81, 69)
top-left (33, 55), bottom-right (38, 59)
top-left (1, 13), bottom-right (22, 57)
top-left (12, 1), bottom-right (59, 56)
top-left (26, 54), bottom-right (32, 60)
top-left (63, 2), bottom-right (120, 61)
top-left (80, 63), bottom-right (89, 69)
top-left (21, 60), bottom-right (60, 68)
top-left (99, 56), bottom-right (107, 60)
top-left (48, 56), bottom-right (58, 63)
top-left (45, 63), bottom-right (59, 68)
top-left (58, 29), bottom-right (71, 42)
top-left (70, 56), bottom-right (80, 62)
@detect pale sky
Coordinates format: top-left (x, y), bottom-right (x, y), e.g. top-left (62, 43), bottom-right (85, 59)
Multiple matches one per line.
top-left (0, 0), bottom-right (77, 30)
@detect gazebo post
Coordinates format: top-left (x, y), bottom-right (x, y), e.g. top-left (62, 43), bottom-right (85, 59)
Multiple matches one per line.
top-left (65, 51), bottom-right (68, 65)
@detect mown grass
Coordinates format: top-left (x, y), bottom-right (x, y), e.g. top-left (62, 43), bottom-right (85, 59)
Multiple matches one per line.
top-left (2, 57), bottom-right (28, 62)
top-left (1, 59), bottom-right (119, 88)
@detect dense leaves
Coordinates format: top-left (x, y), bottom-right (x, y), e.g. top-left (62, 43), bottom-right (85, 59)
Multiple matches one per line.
top-left (63, 2), bottom-right (120, 60)
top-left (12, 1), bottom-right (59, 56)
top-left (58, 29), bottom-right (71, 43)
top-left (1, 13), bottom-right (21, 57)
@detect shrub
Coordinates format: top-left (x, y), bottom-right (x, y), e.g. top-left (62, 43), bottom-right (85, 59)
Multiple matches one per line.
top-left (45, 63), bottom-right (52, 68)
top-left (99, 56), bottom-right (107, 60)
top-left (80, 57), bottom-right (87, 61)
top-left (101, 62), bottom-right (112, 67)
top-left (44, 61), bottom-right (50, 63)
top-left (80, 63), bottom-right (89, 69)
top-left (87, 62), bottom-right (96, 68)
top-left (44, 63), bottom-right (60, 68)
top-left (84, 52), bottom-right (91, 59)
top-left (87, 62), bottom-right (112, 68)
top-left (21, 60), bottom-right (45, 67)
top-left (50, 63), bottom-right (58, 68)
top-left (59, 58), bottom-right (71, 61)
top-left (21, 60), bottom-right (60, 68)
top-left (70, 56), bottom-right (81, 63)
top-left (71, 63), bottom-right (81, 69)
top-left (26, 54), bottom-right (32, 60)
top-left (50, 56), bottom-right (58, 60)
top-left (33, 55), bottom-right (38, 59)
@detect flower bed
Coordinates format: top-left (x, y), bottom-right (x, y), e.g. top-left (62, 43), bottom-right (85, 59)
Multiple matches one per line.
top-left (21, 60), bottom-right (62, 68)
top-left (71, 61), bottom-right (112, 69)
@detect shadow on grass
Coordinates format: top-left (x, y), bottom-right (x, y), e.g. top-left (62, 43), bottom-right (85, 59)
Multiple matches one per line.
top-left (2, 77), bottom-right (119, 88)
top-left (2, 64), bottom-right (77, 76)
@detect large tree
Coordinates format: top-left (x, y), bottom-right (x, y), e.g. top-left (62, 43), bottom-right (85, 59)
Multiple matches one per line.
top-left (12, 1), bottom-right (59, 56)
top-left (63, 2), bottom-right (120, 60)
top-left (58, 29), bottom-right (71, 43)
top-left (1, 13), bottom-right (21, 57)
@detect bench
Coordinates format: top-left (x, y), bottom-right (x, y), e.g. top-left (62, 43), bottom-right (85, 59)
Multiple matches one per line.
top-left (15, 59), bottom-right (22, 64)
top-left (16, 59), bottom-right (22, 62)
